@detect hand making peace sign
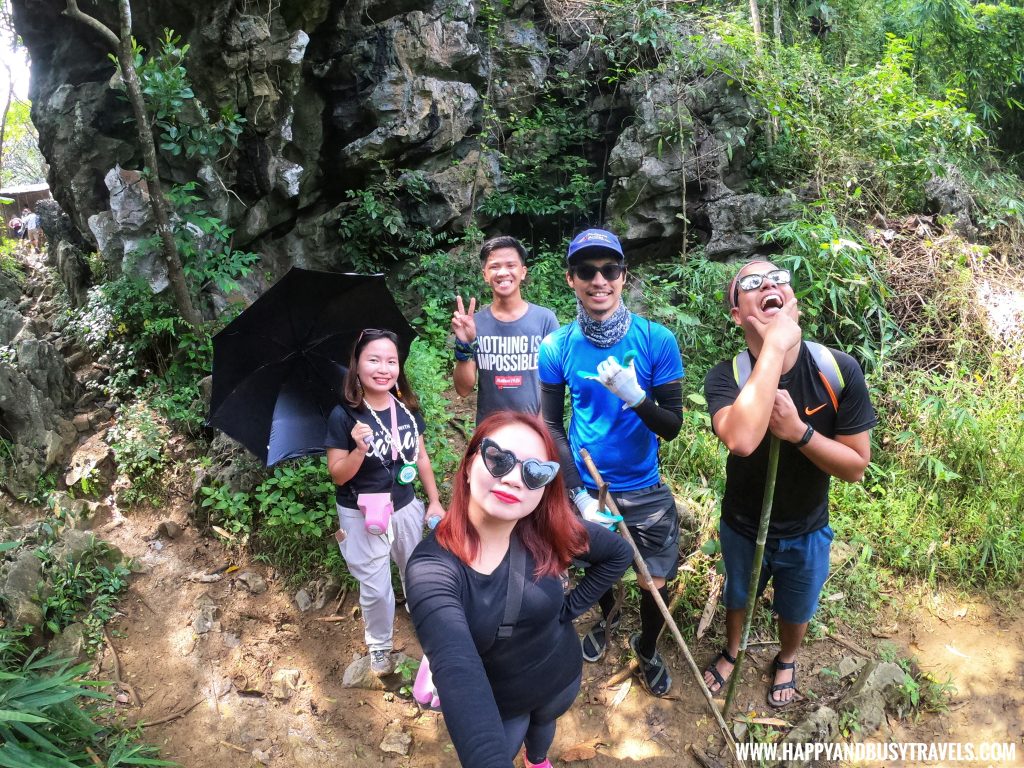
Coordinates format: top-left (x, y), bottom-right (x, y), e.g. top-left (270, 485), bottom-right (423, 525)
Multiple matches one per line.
top-left (451, 295), bottom-right (478, 344)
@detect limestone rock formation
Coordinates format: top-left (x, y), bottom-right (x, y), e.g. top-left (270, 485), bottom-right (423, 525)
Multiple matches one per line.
top-left (12, 0), bottom-right (786, 298)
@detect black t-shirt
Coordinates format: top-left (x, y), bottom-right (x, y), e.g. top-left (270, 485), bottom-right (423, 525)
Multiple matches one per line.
top-left (704, 342), bottom-right (877, 539)
top-left (324, 401), bottom-right (426, 508)
top-left (406, 523), bottom-right (631, 768)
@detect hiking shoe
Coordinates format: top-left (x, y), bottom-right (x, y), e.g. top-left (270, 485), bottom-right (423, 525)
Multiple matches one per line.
top-left (369, 649), bottom-right (395, 676)
top-left (580, 616), bottom-right (620, 662)
top-left (629, 632), bottom-right (672, 697)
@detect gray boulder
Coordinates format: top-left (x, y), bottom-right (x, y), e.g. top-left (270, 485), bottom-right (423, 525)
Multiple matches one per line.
top-left (0, 549), bottom-right (49, 639)
top-left (702, 193), bottom-right (799, 261)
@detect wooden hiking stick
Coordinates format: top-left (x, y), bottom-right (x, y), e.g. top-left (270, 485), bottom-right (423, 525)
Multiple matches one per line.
top-left (579, 450), bottom-right (741, 766)
top-left (722, 436), bottom-right (780, 717)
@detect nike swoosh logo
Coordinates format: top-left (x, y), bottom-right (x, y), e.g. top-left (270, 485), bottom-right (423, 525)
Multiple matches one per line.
top-left (804, 403), bottom-right (828, 416)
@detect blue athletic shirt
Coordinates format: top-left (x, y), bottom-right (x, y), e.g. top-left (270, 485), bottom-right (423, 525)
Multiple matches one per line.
top-left (538, 315), bottom-right (684, 491)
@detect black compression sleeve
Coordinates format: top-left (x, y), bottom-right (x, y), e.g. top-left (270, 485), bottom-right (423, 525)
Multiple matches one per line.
top-left (632, 379), bottom-right (684, 441)
top-left (540, 381), bottom-right (584, 490)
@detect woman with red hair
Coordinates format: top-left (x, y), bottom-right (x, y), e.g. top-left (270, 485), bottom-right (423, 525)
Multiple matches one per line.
top-left (406, 412), bottom-right (631, 768)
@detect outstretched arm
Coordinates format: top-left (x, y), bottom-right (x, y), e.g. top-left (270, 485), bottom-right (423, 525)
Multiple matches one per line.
top-left (406, 553), bottom-right (512, 768)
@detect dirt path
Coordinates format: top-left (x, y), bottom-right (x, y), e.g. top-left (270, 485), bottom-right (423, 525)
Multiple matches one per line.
top-left (95, 502), bottom-right (1022, 767)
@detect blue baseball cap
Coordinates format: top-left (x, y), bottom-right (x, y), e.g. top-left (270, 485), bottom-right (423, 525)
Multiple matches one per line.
top-left (566, 228), bottom-right (625, 265)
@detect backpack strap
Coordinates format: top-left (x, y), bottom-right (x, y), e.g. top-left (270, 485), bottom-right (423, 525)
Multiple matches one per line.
top-left (805, 341), bottom-right (845, 412)
top-left (496, 533), bottom-right (526, 641)
top-left (732, 342), bottom-right (845, 412)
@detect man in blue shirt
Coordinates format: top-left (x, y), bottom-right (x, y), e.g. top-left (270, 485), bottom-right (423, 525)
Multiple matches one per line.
top-left (539, 228), bottom-right (685, 697)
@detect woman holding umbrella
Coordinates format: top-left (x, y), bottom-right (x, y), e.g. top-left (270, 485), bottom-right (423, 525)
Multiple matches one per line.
top-left (326, 328), bottom-right (446, 676)
top-left (405, 412), bottom-right (631, 768)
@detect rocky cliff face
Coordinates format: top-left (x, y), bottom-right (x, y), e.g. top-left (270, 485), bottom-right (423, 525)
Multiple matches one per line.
top-left (13, 0), bottom-right (791, 299)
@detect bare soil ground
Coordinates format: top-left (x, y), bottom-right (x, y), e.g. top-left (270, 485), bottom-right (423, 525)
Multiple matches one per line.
top-left (91, 498), bottom-right (1023, 768)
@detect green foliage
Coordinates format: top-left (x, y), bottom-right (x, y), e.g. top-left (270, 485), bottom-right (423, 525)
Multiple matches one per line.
top-left (199, 484), bottom-right (253, 540)
top-left (877, 644), bottom-right (957, 716)
top-left (0, 239), bottom-right (25, 284)
top-left (107, 401), bottom-right (171, 505)
top-left (255, 460), bottom-right (336, 540)
top-left (0, 99), bottom-right (47, 186)
top-left (166, 182), bottom-right (259, 296)
top-left (477, 103), bottom-right (603, 226)
top-left (0, 631), bottom-right (173, 767)
top-left (201, 458), bottom-right (343, 585)
top-left (695, 20), bottom-right (985, 213)
top-left (393, 656), bottom-right (421, 698)
top-left (338, 167), bottom-right (454, 274)
top-left (71, 276), bottom-right (212, 431)
top-left (762, 210), bottom-right (902, 370)
top-left (134, 30), bottom-right (245, 161)
top-left (847, 354), bottom-right (1024, 587)
top-left (38, 539), bottom-right (131, 652)
top-left (15, 470), bottom-right (57, 508)
top-left (405, 339), bottom-right (460, 487)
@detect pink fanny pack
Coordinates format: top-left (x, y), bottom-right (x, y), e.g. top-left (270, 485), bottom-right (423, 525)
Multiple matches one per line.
top-left (357, 492), bottom-right (393, 535)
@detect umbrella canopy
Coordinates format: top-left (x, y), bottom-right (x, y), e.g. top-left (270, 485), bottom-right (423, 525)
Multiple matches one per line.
top-left (209, 269), bottom-right (416, 466)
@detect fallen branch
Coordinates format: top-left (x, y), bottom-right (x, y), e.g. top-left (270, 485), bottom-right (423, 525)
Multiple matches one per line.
top-left (824, 628), bottom-right (874, 658)
top-left (138, 698), bottom-right (204, 728)
top-left (334, 586), bottom-right (348, 615)
top-left (218, 740), bottom-right (249, 754)
top-left (103, 625), bottom-right (142, 707)
top-left (314, 616), bottom-right (348, 623)
top-left (691, 745), bottom-right (727, 768)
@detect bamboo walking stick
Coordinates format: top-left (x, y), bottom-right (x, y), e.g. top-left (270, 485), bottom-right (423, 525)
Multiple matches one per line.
top-left (579, 450), bottom-right (742, 766)
top-left (722, 435), bottom-right (781, 717)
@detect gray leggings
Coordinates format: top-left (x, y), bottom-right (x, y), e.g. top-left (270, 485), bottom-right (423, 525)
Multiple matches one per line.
top-left (502, 674), bottom-right (581, 764)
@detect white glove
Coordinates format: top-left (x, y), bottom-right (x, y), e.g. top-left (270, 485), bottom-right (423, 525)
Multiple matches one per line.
top-left (573, 489), bottom-right (623, 530)
top-left (585, 354), bottom-right (646, 408)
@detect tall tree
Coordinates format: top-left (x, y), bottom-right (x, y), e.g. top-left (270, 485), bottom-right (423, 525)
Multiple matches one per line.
top-left (63, 0), bottom-right (202, 330)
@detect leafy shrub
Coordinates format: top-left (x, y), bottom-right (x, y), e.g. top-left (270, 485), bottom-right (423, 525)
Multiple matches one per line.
top-left (0, 629), bottom-right (172, 767)
top-left (107, 402), bottom-right (171, 505)
top-left (38, 539), bottom-right (131, 651)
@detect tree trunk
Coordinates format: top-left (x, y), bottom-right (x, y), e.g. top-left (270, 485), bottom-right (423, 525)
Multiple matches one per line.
top-left (0, 66), bottom-right (12, 182)
top-left (773, 0), bottom-right (783, 51)
top-left (749, 0), bottom-right (764, 53)
top-left (63, 0), bottom-right (203, 331)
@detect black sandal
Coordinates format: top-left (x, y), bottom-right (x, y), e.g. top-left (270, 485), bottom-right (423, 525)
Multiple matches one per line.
top-left (703, 648), bottom-right (737, 695)
top-left (629, 633), bottom-right (672, 697)
top-left (768, 655), bottom-right (797, 708)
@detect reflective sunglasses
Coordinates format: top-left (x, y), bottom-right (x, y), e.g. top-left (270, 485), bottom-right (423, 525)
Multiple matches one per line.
top-left (479, 438), bottom-right (560, 490)
top-left (572, 263), bottom-right (625, 282)
top-left (732, 269), bottom-right (791, 306)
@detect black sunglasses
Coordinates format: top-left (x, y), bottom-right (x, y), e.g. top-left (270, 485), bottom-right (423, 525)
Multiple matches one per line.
top-left (572, 263), bottom-right (625, 282)
top-left (355, 327), bottom-right (400, 348)
top-left (479, 438), bottom-right (560, 490)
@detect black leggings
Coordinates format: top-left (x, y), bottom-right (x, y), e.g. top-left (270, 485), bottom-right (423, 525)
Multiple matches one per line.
top-left (502, 674), bottom-right (581, 763)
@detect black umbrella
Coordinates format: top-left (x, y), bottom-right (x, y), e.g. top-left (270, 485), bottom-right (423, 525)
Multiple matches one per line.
top-left (209, 269), bottom-right (416, 466)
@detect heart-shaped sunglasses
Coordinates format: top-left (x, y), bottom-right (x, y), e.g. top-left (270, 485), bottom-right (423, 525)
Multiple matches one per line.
top-left (479, 438), bottom-right (560, 490)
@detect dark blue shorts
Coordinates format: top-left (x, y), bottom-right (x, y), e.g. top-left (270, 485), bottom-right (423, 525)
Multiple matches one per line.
top-left (720, 518), bottom-right (833, 624)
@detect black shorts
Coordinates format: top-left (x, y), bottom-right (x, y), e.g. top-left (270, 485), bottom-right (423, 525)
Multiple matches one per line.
top-left (587, 482), bottom-right (680, 581)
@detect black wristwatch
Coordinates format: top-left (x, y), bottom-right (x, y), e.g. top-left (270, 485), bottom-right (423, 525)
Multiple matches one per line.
top-left (793, 423), bottom-right (814, 448)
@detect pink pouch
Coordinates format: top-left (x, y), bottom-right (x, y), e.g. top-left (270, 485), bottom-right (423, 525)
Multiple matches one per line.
top-left (357, 492), bottom-right (393, 535)
top-left (412, 655), bottom-right (440, 711)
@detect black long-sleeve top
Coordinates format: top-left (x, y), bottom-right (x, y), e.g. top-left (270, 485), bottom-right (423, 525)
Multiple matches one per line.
top-left (405, 522), bottom-right (632, 768)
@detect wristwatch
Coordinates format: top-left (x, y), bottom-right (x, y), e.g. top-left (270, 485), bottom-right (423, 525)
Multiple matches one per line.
top-left (793, 423), bottom-right (814, 448)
